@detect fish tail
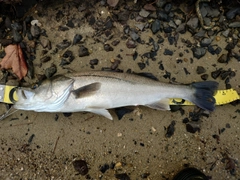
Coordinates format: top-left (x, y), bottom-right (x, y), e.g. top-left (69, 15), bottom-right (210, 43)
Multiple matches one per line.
top-left (190, 81), bottom-right (219, 111)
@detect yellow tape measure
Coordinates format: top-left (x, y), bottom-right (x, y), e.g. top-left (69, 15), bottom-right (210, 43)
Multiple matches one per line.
top-left (0, 85), bottom-right (18, 104)
top-left (0, 85), bottom-right (239, 105)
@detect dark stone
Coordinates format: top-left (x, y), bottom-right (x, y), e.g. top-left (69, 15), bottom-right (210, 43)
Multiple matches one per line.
top-left (138, 62), bottom-right (146, 70)
top-left (201, 74), bottom-right (208, 81)
top-left (196, 66), bottom-right (206, 74)
top-left (186, 121), bottom-right (201, 133)
top-left (115, 173), bottom-right (130, 180)
top-left (164, 3), bottom-right (172, 14)
top-left (192, 47), bottom-right (206, 59)
top-left (104, 44), bottom-right (114, 51)
top-left (73, 160), bottom-right (88, 175)
top-left (157, 10), bottom-right (169, 21)
top-left (164, 49), bottom-right (173, 55)
top-left (99, 164), bottom-right (109, 173)
top-left (211, 68), bottom-right (222, 79)
top-left (151, 19), bottom-right (161, 34)
top-left (73, 34), bottom-right (82, 45)
top-left (89, 59), bottom-right (99, 65)
top-left (165, 120), bottom-right (176, 138)
top-left (79, 45), bottom-right (89, 57)
top-left (200, 38), bottom-right (212, 47)
top-left (56, 39), bottom-right (71, 50)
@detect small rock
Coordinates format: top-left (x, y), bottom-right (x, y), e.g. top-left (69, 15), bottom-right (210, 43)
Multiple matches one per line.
top-left (56, 39), bottom-right (71, 50)
top-left (12, 29), bottom-right (22, 43)
top-left (196, 66), bottom-right (206, 74)
top-left (40, 56), bottom-right (51, 63)
top-left (229, 22), bottom-right (240, 28)
top-left (138, 62), bottom-right (146, 70)
top-left (115, 173), bottom-right (130, 180)
top-left (130, 30), bottom-right (139, 41)
top-left (89, 59), bottom-right (99, 66)
top-left (164, 3), bottom-right (172, 14)
top-left (104, 44), bottom-right (114, 51)
top-left (111, 39), bottom-right (120, 46)
top-left (126, 39), bottom-right (136, 48)
top-left (201, 74), bottom-right (208, 81)
top-left (165, 120), bottom-right (175, 138)
top-left (187, 17), bottom-right (199, 30)
top-left (45, 64), bottom-right (57, 78)
top-left (217, 54), bottom-right (229, 63)
top-left (30, 24), bottom-right (41, 38)
top-left (176, 23), bottom-right (186, 34)
top-left (211, 68), bottom-right (222, 79)
top-left (192, 47), bottom-right (206, 59)
top-left (186, 121), bottom-right (201, 133)
top-left (99, 164), bottom-right (109, 173)
top-left (139, 8), bottom-right (150, 17)
top-left (222, 29), bottom-right (230, 38)
top-left (79, 45), bottom-right (89, 57)
top-left (157, 10), bottom-right (169, 21)
top-left (111, 59), bottom-right (121, 70)
top-left (73, 160), bottom-right (88, 176)
top-left (200, 38), bottom-right (212, 47)
top-left (226, 7), bottom-right (240, 20)
top-left (73, 34), bottom-right (82, 45)
top-left (164, 49), bottom-right (173, 56)
top-left (151, 19), bottom-right (161, 34)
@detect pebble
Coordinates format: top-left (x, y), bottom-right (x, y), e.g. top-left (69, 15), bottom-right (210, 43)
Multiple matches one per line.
top-left (186, 121), bottom-right (201, 133)
top-left (30, 24), bottom-right (41, 38)
top-left (229, 22), bottom-right (240, 28)
top-left (196, 66), bottom-right (206, 74)
top-left (126, 39), bottom-right (136, 48)
top-left (164, 49), bottom-right (173, 56)
top-left (165, 120), bottom-right (175, 138)
top-left (56, 39), bottom-right (71, 50)
top-left (72, 34), bottom-right (82, 45)
top-left (226, 7), bottom-right (240, 20)
top-left (217, 54), bottom-right (229, 63)
top-left (200, 38), bottom-right (212, 47)
top-left (89, 59), bottom-right (99, 66)
top-left (191, 47), bottom-right (206, 59)
top-left (151, 19), bottom-right (161, 34)
top-left (104, 44), bottom-right (114, 51)
top-left (187, 17), bottom-right (199, 31)
top-left (111, 39), bottom-right (120, 46)
top-left (164, 3), bottom-right (172, 14)
top-left (111, 59), bottom-right (121, 70)
top-left (40, 38), bottom-right (51, 49)
top-left (157, 10), bottom-right (169, 21)
top-left (176, 23), bottom-right (186, 34)
top-left (115, 173), bottom-right (130, 180)
top-left (130, 30), bottom-right (139, 41)
top-left (138, 62), bottom-right (146, 70)
top-left (99, 164), bottom-right (109, 173)
top-left (201, 74), bottom-right (208, 81)
top-left (139, 8), bottom-right (150, 17)
top-left (211, 68), bottom-right (222, 79)
top-left (72, 160), bottom-right (88, 175)
top-left (12, 29), bottom-right (22, 43)
top-left (45, 64), bottom-right (57, 78)
top-left (79, 45), bottom-right (89, 57)
top-left (40, 56), bottom-right (51, 63)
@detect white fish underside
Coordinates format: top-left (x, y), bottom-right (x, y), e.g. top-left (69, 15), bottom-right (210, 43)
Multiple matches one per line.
top-left (14, 71), bottom-right (218, 120)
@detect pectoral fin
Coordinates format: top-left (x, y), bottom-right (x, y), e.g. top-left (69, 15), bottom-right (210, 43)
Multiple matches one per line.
top-left (72, 82), bottom-right (101, 98)
top-left (86, 108), bottom-right (113, 120)
top-left (146, 98), bottom-right (170, 110)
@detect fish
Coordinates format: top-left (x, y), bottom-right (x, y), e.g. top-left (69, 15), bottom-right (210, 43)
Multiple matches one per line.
top-left (13, 71), bottom-right (218, 120)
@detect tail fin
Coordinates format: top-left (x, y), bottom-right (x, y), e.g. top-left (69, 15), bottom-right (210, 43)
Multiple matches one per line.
top-left (191, 81), bottom-right (219, 111)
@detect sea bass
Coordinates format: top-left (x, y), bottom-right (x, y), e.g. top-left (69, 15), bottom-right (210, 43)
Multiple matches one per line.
top-left (14, 71), bottom-right (218, 120)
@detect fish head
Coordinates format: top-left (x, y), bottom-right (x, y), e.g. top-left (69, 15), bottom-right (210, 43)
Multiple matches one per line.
top-left (14, 75), bottom-right (74, 111)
